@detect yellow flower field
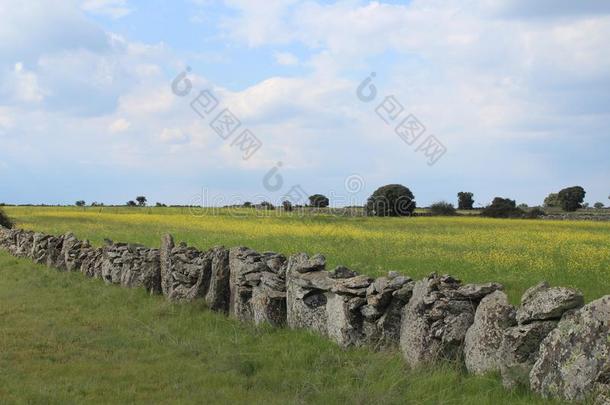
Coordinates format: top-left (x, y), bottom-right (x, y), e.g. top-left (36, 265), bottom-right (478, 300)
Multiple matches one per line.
top-left (6, 206), bottom-right (610, 303)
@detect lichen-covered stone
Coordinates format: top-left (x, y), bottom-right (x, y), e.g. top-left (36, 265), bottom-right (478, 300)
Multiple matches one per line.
top-left (229, 247), bottom-right (268, 322)
top-left (205, 247), bottom-right (231, 313)
top-left (159, 234), bottom-right (174, 296)
top-left (80, 247), bottom-right (104, 278)
top-left (361, 272), bottom-right (414, 348)
top-left (400, 274), bottom-right (502, 367)
top-left (31, 233), bottom-right (53, 264)
top-left (61, 233), bottom-right (91, 272)
top-left (167, 244), bottom-right (211, 302)
top-left (517, 281), bottom-right (584, 324)
top-left (118, 245), bottom-right (161, 294)
top-left (530, 295), bottom-right (610, 402)
top-left (286, 254), bottom-right (373, 347)
top-left (464, 290), bottom-right (516, 375)
top-left (499, 321), bottom-right (557, 389)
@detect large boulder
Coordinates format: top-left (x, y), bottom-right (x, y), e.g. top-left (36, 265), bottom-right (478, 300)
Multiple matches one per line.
top-left (286, 254), bottom-right (374, 347)
top-left (118, 245), bottom-right (162, 295)
top-left (31, 233), bottom-right (53, 264)
top-left (361, 272), bottom-right (414, 348)
top-left (164, 242), bottom-right (211, 302)
top-left (159, 234), bottom-right (175, 296)
top-left (498, 281), bottom-right (586, 389)
top-left (517, 281), bottom-right (584, 324)
top-left (229, 247), bottom-right (270, 322)
top-left (61, 233), bottom-right (91, 272)
top-left (229, 247), bottom-right (289, 325)
top-left (464, 290), bottom-right (517, 375)
top-left (14, 230), bottom-right (35, 258)
top-left (80, 247), bottom-right (104, 278)
top-left (46, 234), bottom-right (65, 268)
top-left (499, 320), bottom-right (558, 389)
top-left (250, 252), bottom-right (288, 326)
top-left (400, 274), bottom-right (502, 367)
top-left (530, 296), bottom-right (610, 402)
top-left (286, 253), bottom-right (333, 336)
top-left (204, 247), bottom-right (231, 313)
top-left (101, 242), bottom-right (128, 284)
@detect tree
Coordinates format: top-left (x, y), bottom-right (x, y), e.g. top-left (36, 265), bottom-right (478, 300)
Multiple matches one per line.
top-left (430, 201), bottom-right (457, 216)
top-left (155, 202), bottom-right (167, 207)
top-left (557, 186), bottom-right (586, 212)
top-left (480, 197), bottom-right (524, 218)
top-left (282, 200), bottom-right (293, 212)
top-left (309, 194), bottom-right (329, 208)
top-left (594, 202), bottom-right (604, 209)
top-left (543, 193), bottom-right (561, 208)
top-left (75, 200), bottom-right (86, 207)
top-left (259, 201), bottom-right (275, 210)
top-left (457, 192), bottom-right (474, 210)
top-left (0, 208), bottom-right (14, 228)
top-left (365, 184), bottom-right (416, 217)
top-left (136, 196), bottom-right (147, 207)
top-left (243, 202), bottom-right (253, 208)
top-left (126, 200), bottom-right (137, 207)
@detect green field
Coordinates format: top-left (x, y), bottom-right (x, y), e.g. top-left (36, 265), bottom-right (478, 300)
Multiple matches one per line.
top-left (2, 206), bottom-right (609, 403)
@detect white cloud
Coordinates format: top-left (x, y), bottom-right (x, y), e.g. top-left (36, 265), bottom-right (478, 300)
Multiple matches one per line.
top-left (109, 118), bottom-right (130, 133)
top-left (81, 0), bottom-right (132, 19)
top-left (273, 51), bottom-right (299, 66)
top-left (159, 127), bottom-right (188, 144)
top-left (1, 62), bottom-right (46, 104)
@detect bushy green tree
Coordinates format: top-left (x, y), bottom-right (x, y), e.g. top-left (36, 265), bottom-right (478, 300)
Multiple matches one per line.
top-left (457, 192), bottom-right (474, 210)
top-left (365, 184), bottom-right (416, 217)
top-left (430, 201), bottom-right (457, 216)
top-left (0, 208), bottom-right (14, 228)
top-left (126, 200), bottom-right (137, 207)
top-left (543, 193), bottom-right (561, 208)
top-left (282, 200), bottom-right (293, 212)
top-left (594, 202), bottom-right (604, 209)
top-left (260, 201), bottom-right (275, 210)
top-left (308, 194), bottom-right (329, 208)
top-left (480, 197), bottom-right (524, 218)
top-left (136, 196), bottom-right (147, 207)
top-left (75, 200), bottom-right (86, 207)
top-left (557, 186), bottom-right (586, 212)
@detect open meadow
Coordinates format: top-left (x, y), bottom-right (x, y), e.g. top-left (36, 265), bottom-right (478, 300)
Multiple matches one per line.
top-left (5, 206), bottom-right (610, 303)
top-left (2, 206), bottom-right (596, 404)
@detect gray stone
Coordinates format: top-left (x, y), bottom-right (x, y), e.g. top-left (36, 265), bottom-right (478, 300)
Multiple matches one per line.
top-left (499, 320), bottom-right (557, 390)
top-left (400, 274), bottom-right (496, 367)
top-left (62, 234), bottom-right (91, 272)
top-left (289, 252), bottom-right (326, 273)
top-left (205, 247), bottom-right (231, 313)
top-left (464, 291), bottom-right (517, 375)
top-left (160, 234), bottom-right (174, 297)
top-left (118, 247), bottom-right (161, 294)
top-left (286, 253), bottom-right (330, 336)
top-left (516, 281), bottom-right (584, 324)
top-left (530, 295), bottom-right (610, 402)
top-left (158, 235), bottom-right (210, 302)
top-left (330, 266), bottom-right (358, 279)
top-left (80, 247), bottom-right (104, 278)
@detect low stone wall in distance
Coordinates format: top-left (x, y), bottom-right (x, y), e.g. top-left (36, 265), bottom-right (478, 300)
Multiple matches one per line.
top-left (0, 226), bottom-right (608, 404)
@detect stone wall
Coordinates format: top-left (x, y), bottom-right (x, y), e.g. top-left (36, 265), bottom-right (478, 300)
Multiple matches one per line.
top-left (0, 226), bottom-right (608, 404)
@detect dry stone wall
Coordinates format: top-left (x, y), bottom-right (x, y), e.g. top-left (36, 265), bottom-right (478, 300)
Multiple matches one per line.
top-left (0, 225), bottom-right (608, 404)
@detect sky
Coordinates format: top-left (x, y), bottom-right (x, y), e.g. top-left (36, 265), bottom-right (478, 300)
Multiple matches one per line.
top-left (1, 0), bottom-right (609, 207)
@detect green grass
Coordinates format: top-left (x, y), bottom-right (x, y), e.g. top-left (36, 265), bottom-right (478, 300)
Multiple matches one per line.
top-left (0, 251), bottom-right (560, 404)
top-left (1, 206), bottom-right (607, 403)
top-left (4, 206), bottom-right (610, 304)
